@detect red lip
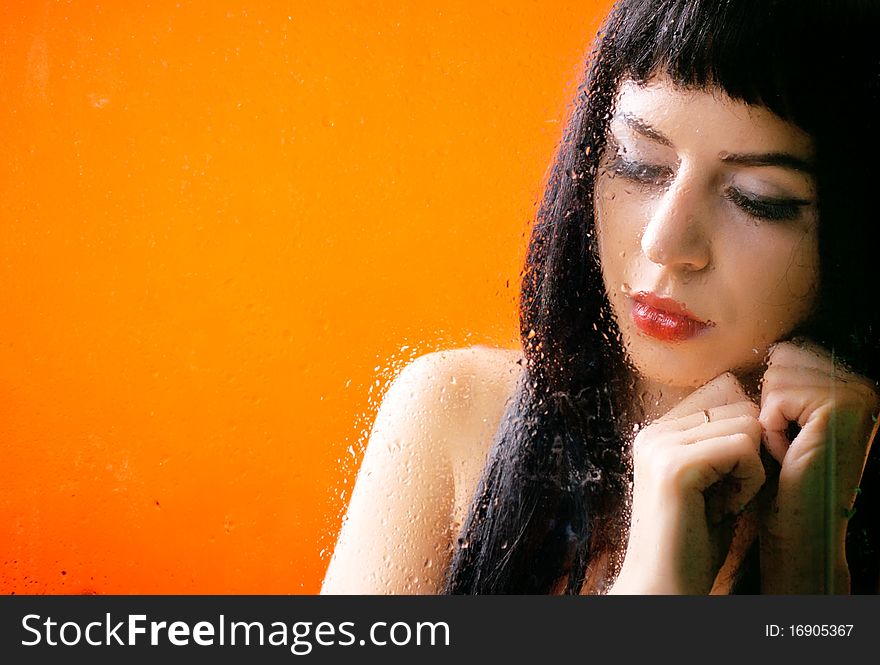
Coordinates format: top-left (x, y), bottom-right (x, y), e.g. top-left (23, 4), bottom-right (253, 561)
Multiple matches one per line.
top-left (630, 291), bottom-right (713, 342)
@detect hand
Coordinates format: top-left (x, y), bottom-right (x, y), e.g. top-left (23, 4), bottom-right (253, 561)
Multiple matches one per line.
top-left (757, 340), bottom-right (880, 594)
top-left (609, 373), bottom-right (765, 594)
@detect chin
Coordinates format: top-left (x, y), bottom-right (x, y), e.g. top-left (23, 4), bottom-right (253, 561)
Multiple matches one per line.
top-left (629, 351), bottom-right (739, 389)
top-left (633, 349), bottom-right (768, 392)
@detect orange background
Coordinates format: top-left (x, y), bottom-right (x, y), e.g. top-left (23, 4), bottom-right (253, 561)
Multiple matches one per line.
top-left (0, 0), bottom-right (611, 594)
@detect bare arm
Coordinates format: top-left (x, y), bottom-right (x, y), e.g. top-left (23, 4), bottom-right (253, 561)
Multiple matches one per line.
top-left (321, 353), bottom-right (466, 594)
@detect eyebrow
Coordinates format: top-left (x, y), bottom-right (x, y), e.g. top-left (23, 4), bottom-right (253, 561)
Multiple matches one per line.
top-left (617, 112), bottom-right (815, 175)
top-left (619, 113), bottom-right (672, 146)
top-left (719, 152), bottom-right (815, 175)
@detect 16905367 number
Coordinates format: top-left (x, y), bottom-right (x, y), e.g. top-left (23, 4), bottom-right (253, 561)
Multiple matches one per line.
top-left (790, 625), bottom-right (853, 637)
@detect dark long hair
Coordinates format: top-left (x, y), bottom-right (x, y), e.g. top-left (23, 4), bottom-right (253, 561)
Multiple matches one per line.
top-left (444, 0), bottom-right (880, 594)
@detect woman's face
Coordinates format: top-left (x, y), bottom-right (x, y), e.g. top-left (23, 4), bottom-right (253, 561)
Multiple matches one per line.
top-left (594, 75), bottom-right (820, 388)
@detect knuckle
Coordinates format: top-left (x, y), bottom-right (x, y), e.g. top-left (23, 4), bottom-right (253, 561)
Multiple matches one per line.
top-left (759, 369), bottom-right (777, 389)
top-left (633, 442), bottom-right (678, 480)
top-left (767, 340), bottom-right (785, 354)
top-left (711, 371), bottom-right (740, 390)
top-left (759, 390), bottom-right (781, 413)
top-left (723, 432), bottom-right (756, 456)
top-left (733, 400), bottom-right (760, 417)
top-left (729, 431), bottom-right (753, 449)
top-left (769, 339), bottom-right (795, 355)
top-left (736, 414), bottom-right (762, 441)
top-left (633, 423), bottom-right (663, 449)
top-left (717, 372), bottom-right (748, 400)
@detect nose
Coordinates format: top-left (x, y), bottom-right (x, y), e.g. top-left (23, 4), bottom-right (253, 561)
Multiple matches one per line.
top-left (640, 175), bottom-right (711, 272)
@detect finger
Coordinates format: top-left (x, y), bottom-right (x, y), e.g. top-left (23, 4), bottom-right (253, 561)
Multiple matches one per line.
top-left (760, 385), bottom-right (878, 468)
top-left (758, 386), bottom-right (813, 465)
top-left (675, 414), bottom-right (762, 447)
top-left (762, 364), bottom-right (834, 392)
top-left (651, 402), bottom-right (759, 434)
top-left (674, 432), bottom-right (766, 503)
top-left (759, 386), bottom-right (823, 434)
top-left (766, 339), bottom-right (833, 373)
top-left (766, 340), bottom-right (879, 394)
top-left (763, 362), bottom-right (879, 401)
top-left (762, 429), bottom-right (789, 465)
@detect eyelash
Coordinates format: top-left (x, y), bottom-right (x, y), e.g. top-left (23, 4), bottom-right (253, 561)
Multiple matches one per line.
top-left (722, 187), bottom-right (804, 222)
top-left (607, 155), bottom-right (807, 222)
top-left (608, 155), bottom-right (673, 187)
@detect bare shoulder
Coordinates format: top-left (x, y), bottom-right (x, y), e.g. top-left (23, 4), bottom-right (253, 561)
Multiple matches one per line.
top-left (378, 343), bottom-right (523, 490)
top-left (407, 345), bottom-right (525, 528)
top-left (381, 344), bottom-right (524, 466)
top-left (397, 344), bottom-right (523, 435)
top-left (321, 344), bottom-right (523, 594)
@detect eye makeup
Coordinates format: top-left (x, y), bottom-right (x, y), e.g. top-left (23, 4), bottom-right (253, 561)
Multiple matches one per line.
top-left (723, 187), bottom-right (811, 222)
top-left (603, 136), bottom-right (814, 223)
top-left (608, 153), bottom-right (674, 187)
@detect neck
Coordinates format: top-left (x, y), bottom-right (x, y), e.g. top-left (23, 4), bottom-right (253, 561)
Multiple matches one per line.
top-left (632, 377), bottom-right (693, 424)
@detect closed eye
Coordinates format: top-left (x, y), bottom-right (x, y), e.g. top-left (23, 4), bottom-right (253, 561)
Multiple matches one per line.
top-left (724, 187), bottom-right (811, 222)
top-left (607, 154), bottom-right (674, 187)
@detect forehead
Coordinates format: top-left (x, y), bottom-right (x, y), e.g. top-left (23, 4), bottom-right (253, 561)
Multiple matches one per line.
top-left (612, 76), bottom-right (815, 158)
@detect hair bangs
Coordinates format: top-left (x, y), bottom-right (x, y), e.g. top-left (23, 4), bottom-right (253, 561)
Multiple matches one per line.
top-left (605, 0), bottom-right (817, 127)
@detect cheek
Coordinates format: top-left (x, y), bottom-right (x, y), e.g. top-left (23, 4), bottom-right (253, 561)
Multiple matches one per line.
top-left (731, 226), bottom-right (819, 325)
top-left (594, 177), bottom-right (647, 268)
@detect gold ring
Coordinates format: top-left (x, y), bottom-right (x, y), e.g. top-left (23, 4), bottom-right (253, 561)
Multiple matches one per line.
top-left (702, 409), bottom-right (711, 424)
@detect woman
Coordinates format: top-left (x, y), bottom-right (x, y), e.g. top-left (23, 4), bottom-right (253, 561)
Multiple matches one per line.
top-left (322, 0), bottom-right (880, 594)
